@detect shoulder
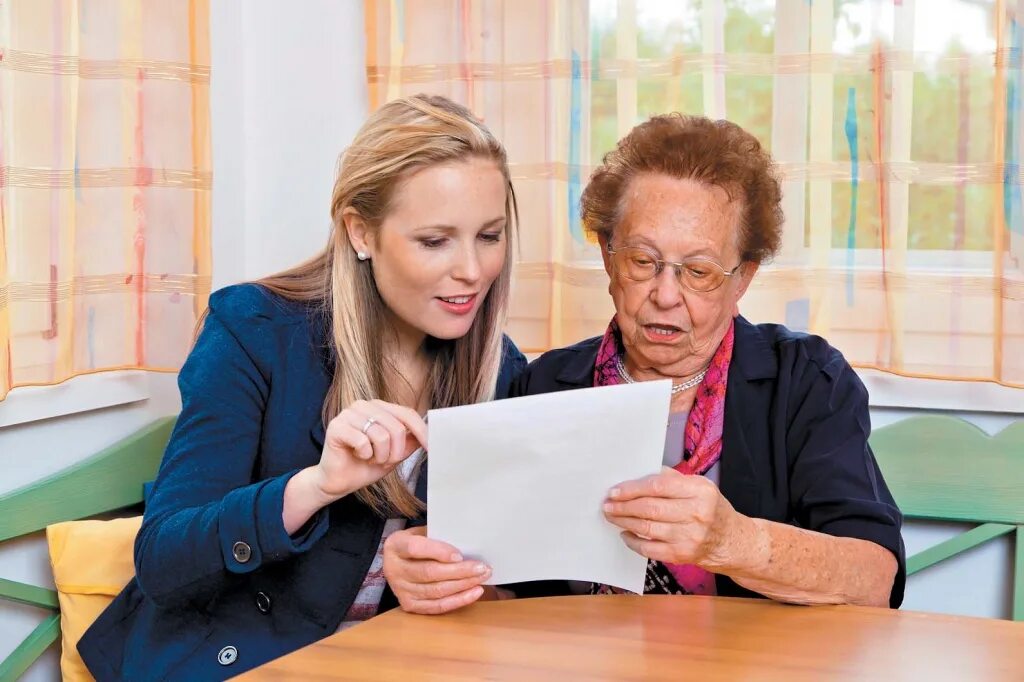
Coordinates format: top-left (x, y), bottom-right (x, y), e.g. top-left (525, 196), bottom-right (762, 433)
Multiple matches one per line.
top-left (530, 335), bottom-right (602, 373)
top-left (500, 334), bottom-right (527, 369)
top-left (737, 318), bottom-right (867, 420)
top-left (194, 284), bottom-right (325, 377)
top-left (753, 322), bottom-right (850, 380)
top-left (509, 336), bottom-right (602, 396)
top-left (204, 283), bottom-right (325, 350)
top-left (495, 335), bottom-right (528, 399)
top-left (736, 319), bottom-right (855, 384)
top-left (207, 283), bottom-right (313, 330)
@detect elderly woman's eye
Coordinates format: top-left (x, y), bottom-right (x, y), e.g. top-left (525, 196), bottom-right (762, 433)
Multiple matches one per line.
top-left (631, 255), bottom-right (656, 267)
top-left (687, 266), bottom-right (711, 278)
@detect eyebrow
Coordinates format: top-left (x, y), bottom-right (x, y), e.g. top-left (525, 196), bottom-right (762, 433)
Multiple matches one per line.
top-left (413, 217), bottom-right (507, 233)
top-left (620, 238), bottom-right (721, 260)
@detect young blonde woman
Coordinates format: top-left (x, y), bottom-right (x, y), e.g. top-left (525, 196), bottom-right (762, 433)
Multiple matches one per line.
top-left (78, 95), bottom-right (526, 681)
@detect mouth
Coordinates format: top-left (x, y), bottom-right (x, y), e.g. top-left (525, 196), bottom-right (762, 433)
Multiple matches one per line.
top-left (641, 323), bottom-right (685, 342)
top-left (439, 295), bottom-right (474, 305)
top-left (436, 293), bottom-right (478, 315)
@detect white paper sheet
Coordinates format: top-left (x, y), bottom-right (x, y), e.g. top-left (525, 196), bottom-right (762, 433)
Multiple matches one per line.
top-left (427, 380), bottom-right (671, 594)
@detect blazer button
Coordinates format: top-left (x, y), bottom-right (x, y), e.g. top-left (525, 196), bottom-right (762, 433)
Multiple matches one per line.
top-left (256, 591), bottom-right (272, 614)
top-left (232, 541), bottom-right (252, 563)
top-left (217, 645), bottom-right (238, 666)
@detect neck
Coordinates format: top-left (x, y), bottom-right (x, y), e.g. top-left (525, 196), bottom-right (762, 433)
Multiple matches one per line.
top-left (382, 313), bottom-right (430, 410)
top-left (618, 354), bottom-right (705, 415)
top-left (669, 386), bottom-right (699, 414)
top-left (384, 310), bottom-right (427, 363)
top-left (621, 353), bottom-right (708, 385)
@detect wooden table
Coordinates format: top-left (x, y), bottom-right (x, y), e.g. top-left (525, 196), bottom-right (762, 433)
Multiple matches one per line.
top-left (239, 595), bottom-right (1024, 681)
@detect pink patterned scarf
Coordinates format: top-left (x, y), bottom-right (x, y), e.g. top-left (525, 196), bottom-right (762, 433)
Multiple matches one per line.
top-left (593, 317), bottom-right (735, 595)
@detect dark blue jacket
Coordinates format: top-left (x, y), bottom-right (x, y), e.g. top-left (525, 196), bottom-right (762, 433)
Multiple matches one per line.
top-left (78, 284), bottom-right (527, 681)
top-left (508, 315), bottom-right (906, 607)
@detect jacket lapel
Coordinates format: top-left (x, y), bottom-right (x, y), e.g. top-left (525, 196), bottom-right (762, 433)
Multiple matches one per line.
top-left (718, 316), bottom-right (776, 519)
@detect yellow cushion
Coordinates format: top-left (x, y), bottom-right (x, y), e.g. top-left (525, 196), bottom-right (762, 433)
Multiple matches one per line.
top-left (46, 516), bottom-right (143, 682)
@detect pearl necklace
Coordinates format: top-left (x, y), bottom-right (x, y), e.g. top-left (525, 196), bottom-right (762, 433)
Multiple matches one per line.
top-left (614, 356), bottom-right (708, 395)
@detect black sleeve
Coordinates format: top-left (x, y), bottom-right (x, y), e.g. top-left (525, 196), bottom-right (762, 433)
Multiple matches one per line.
top-left (785, 345), bottom-right (907, 608)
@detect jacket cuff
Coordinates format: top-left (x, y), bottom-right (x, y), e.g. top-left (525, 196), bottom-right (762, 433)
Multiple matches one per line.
top-left (819, 517), bottom-right (906, 609)
top-left (218, 471), bottom-right (329, 573)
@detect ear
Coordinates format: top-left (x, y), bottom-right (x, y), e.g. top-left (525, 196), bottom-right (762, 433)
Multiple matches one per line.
top-left (598, 234), bottom-right (613, 278)
top-left (341, 207), bottom-right (374, 257)
top-left (732, 261), bottom-right (759, 316)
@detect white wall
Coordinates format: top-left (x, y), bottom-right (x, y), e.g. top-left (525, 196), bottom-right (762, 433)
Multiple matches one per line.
top-left (0, 2), bottom-right (368, 679)
top-left (211, 0), bottom-right (368, 287)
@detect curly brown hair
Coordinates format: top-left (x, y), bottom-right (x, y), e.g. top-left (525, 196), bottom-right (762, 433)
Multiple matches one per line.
top-left (581, 114), bottom-right (783, 264)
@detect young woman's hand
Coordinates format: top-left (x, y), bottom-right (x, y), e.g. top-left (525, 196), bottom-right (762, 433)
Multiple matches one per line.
top-left (283, 400), bottom-right (426, 534)
top-left (383, 527), bottom-right (494, 614)
top-left (312, 399), bottom-right (427, 500)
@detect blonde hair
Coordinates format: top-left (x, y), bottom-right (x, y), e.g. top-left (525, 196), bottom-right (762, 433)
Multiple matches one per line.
top-left (256, 94), bottom-right (517, 517)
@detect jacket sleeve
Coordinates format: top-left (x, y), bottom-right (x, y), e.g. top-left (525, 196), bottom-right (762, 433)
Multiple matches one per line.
top-left (784, 342), bottom-right (907, 608)
top-left (133, 300), bottom-right (329, 610)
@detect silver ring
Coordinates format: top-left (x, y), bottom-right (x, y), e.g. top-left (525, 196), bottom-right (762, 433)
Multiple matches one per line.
top-left (360, 417), bottom-right (377, 435)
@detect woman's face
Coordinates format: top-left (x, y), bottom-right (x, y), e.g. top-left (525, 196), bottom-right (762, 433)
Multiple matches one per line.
top-left (347, 157), bottom-right (508, 344)
top-left (599, 173), bottom-right (757, 379)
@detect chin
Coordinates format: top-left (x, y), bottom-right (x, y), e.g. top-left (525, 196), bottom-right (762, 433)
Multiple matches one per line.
top-left (634, 341), bottom-right (687, 366)
top-left (426, 321), bottom-right (476, 341)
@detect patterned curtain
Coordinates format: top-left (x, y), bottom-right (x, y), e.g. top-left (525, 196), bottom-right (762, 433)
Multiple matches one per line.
top-left (0, 0), bottom-right (212, 401)
top-left (365, 0), bottom-right (1023, 388)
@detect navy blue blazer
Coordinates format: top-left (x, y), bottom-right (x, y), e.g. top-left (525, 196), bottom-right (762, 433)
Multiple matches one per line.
top-left (78, 284), bottom-right (527, 681)
top-left (508, 315), bottom-right (907, 607)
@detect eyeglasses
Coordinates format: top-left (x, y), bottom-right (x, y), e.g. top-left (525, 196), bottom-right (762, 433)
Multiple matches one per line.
top-left (606, 244), bottom-right (742, 293)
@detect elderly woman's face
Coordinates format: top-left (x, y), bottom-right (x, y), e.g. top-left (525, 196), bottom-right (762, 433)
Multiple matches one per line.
top-left (600, 174), bottom-right (757, 378)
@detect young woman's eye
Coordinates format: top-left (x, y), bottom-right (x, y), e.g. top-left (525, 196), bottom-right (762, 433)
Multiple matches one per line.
top-left (419, 237), bottom-right (447, 249)
top-left (479, 231), bottom-right (503, 243)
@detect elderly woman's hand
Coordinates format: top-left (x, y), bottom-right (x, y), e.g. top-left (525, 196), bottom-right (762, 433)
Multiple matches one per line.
top-left (602, 467), bottom-right (745, 568)
top-left (382, 527), bottom-right (494, 614)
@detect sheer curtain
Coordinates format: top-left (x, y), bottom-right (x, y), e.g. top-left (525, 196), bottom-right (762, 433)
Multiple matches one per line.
top-left (0, 0), bottom-right (212, 401)
top-left (365, 0), bottom-right (1023, 387)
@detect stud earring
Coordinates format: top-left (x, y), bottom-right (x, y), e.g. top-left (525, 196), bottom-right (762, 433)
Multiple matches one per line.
top-left (357, 251), bottom-right (369, 261)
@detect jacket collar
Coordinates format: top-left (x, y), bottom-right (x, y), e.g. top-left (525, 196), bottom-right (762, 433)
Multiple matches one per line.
top-left (730, 315), bottom-right (778, 381)
top-left (720, 315), bottom-right (777, 519)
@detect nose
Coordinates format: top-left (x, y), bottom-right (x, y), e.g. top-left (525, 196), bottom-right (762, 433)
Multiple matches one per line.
top-left (452, 242), bottom-right (482, 284)
top-left (649, 265), bottom-right (684, 309)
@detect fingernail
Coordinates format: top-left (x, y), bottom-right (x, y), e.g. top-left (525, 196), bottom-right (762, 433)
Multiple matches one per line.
top-left (609, 487), bottom-right (620, 498)
top-left (450, 552), bottom-right (463, 562)
top-left (603, 502), bottom-right (614, 513)
top-left (475, 563), bottom-right (489, 575)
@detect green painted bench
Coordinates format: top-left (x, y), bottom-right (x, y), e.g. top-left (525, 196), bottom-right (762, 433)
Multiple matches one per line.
top-left (0, 417), bottom-right (175, 681)
top-left (870, 415), bottom-right (1024, 621)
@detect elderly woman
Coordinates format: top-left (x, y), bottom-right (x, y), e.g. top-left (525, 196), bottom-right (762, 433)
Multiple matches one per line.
top-left (383, 114), bottom-right (904, 612)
